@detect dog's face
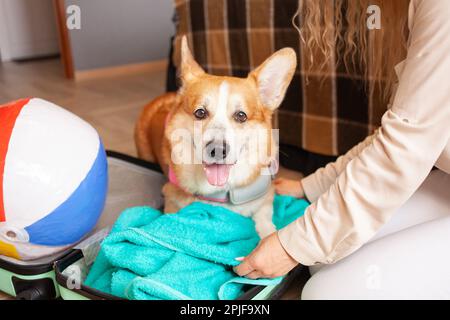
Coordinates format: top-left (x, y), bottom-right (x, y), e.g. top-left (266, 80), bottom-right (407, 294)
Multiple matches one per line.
top-left (165, 36), bottom-right (296, 195)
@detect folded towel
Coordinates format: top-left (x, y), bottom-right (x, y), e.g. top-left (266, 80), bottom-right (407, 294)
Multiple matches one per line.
top-left (84, 195), bottom-right (309, 300)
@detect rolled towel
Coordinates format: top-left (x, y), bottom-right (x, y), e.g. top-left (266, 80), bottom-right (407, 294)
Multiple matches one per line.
top-left (85, 195), bottom-right (309, 300)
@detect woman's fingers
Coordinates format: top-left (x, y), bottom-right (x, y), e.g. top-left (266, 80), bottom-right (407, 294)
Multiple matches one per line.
top-left (274, 178), bottom-right (304, 198)
top-left (234, 234), bottom-right (299, 280)
top-left (234, 258), bottom-right (255, 276)
top-left (234, 260), bottom-right (265, 279)
top-left (273, 178), bottom-right (285, 187)
top-left (274, 179), bottom-right (288, 194)
top-left (246, 271), bottom-right (264, 280)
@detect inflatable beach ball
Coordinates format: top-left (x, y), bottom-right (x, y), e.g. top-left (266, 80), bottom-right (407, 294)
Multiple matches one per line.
top-left (0, 98), bottom-right (108, 260)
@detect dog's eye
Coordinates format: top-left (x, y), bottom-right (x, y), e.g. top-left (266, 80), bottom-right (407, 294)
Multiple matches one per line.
top-left (233, 111), bottom-right (248, 123)
top-left (193, 108), bottom-right (208, 120)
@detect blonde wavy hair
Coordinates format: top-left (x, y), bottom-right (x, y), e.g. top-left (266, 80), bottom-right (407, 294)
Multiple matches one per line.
top-left (294, 0), bottom-right (410, 102)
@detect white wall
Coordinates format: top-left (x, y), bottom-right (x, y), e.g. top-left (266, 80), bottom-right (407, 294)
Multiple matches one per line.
top-left (0, 1), bottom-right (12, 61)
top-left (64, 0), bottom-right (174, 71)
top-left (0, 0), bottom-right (59, 62)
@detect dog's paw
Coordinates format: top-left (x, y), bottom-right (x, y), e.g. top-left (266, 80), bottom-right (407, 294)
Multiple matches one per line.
top-left (255, 220), bottom-right (277, 239)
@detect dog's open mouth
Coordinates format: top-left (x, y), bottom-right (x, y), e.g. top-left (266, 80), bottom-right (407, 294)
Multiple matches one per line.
top-left (203, 163), bottom-right (233, 187)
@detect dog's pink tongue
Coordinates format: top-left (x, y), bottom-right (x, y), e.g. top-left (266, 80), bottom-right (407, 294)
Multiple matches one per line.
top-left (204, 164), bottom-right (231, 187)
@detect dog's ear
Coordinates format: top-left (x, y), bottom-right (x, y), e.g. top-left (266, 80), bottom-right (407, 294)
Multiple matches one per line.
top-left (249, 48), bottom-right (297, 111)
top-left (180, 35), bottom-right (205, 84)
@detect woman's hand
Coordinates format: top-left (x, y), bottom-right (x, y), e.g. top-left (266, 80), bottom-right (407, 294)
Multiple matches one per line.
top-left (274, 178), bottom-right (304, 198)
top-left (234, 233), bottom-right (299, 279)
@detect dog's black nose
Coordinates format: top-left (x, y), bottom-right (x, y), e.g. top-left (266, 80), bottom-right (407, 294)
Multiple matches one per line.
top-left (205, 140), bottom-right (230, 162)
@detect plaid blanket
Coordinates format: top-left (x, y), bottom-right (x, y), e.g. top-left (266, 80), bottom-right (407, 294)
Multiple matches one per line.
top-left (172, 0), bottom-right (387, 156)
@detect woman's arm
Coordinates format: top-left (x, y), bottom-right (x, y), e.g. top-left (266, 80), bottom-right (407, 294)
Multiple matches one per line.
top-left (275, 133), bottom-right (376, 200)
top-left (301, 132), bottom-right (377, 202)
top-left (278, 0), bottom-right (450, 266)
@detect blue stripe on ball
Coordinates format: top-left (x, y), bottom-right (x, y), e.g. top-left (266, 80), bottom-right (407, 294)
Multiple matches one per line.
top-left (25, 140), bottom-right (108, 246)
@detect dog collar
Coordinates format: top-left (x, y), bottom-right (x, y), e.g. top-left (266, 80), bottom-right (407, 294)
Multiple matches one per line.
top-left (168, 161), bottom-right (278, 205)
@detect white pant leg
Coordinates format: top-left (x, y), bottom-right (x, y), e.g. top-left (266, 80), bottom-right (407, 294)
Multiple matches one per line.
top-left (303, 170), bottom-right (450, 300)
top-left (370, 170), bottom-right (450, 242)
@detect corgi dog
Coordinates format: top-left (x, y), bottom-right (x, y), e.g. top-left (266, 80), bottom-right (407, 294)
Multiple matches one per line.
top-left (135, 36), bottom-right (297, 238)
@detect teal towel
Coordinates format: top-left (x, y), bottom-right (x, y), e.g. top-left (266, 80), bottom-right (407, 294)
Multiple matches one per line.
top-left (84, 195), bottom-right (309, 300)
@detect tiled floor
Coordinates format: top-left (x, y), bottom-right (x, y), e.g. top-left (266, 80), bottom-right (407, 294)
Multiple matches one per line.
top-left (0, 58), bottom-right (304, 300)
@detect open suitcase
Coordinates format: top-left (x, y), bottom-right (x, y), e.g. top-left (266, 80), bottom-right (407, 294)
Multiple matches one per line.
top-left (0, 151), bottom-right (303, 300)
top-left (0, 248), bottom-right (68, 299)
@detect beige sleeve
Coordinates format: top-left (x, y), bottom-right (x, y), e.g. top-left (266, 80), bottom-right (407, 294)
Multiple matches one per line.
top-left (301, 132), bottom-right (377, 203)
top-left (279, 0), bottom-right (450, 266)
